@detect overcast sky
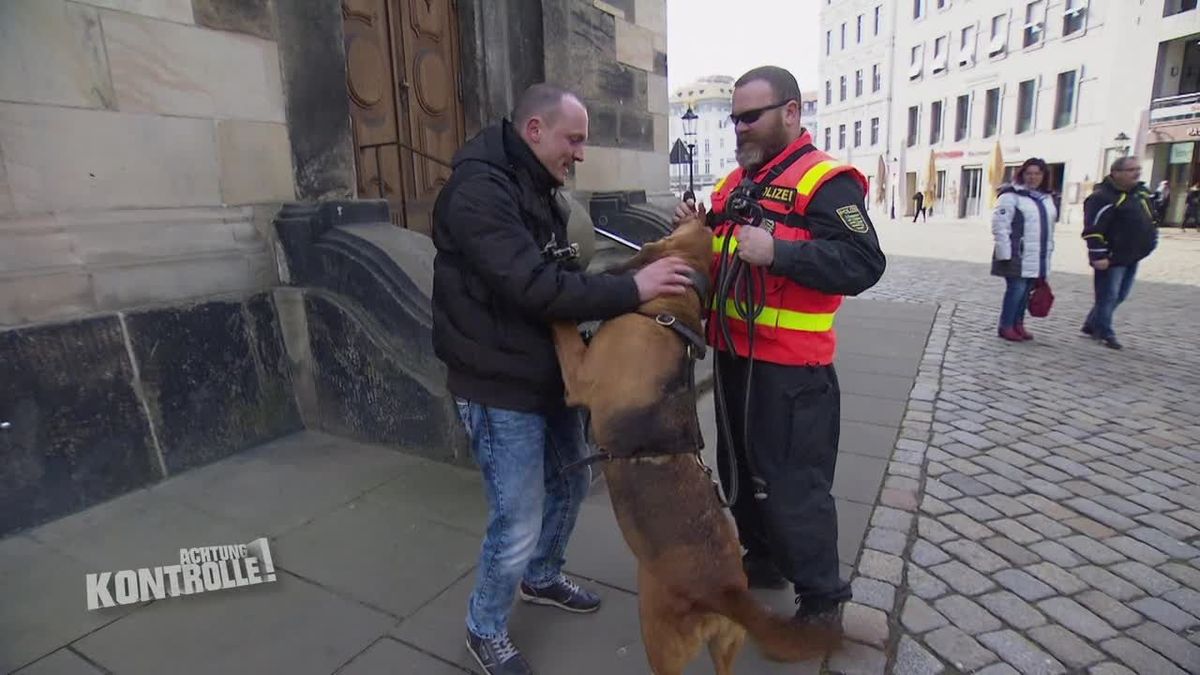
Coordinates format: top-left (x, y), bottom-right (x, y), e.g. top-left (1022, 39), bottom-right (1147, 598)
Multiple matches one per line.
top-left (666, 0), bottom-right (822, 93)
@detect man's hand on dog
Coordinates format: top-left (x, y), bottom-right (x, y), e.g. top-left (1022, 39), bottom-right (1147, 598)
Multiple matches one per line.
top-left (735, 226), bottom-right (775, 266)
top-left (671, 199), bottom-right (697, 230)
top-left (634, 256), bottom-right (693, 301)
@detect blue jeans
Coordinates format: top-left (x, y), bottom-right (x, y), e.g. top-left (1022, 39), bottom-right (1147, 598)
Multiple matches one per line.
top-left (999, 277), bottom-right (1034, 330)
top-left (455, 398), bottom-right (592, 638)
top-left (1084, 263), bottom-right (1138, 339)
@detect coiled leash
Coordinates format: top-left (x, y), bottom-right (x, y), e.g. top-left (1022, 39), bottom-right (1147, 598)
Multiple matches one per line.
top-left (709, 144), bottom-right (816, 506)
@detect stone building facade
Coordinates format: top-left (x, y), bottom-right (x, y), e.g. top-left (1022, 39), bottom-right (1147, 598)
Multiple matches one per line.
top-left (0, 0), bottom-right (670, 535)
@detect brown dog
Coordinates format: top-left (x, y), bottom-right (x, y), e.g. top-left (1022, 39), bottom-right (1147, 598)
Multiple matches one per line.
top-left (550, 207), bottom-right (840, 674)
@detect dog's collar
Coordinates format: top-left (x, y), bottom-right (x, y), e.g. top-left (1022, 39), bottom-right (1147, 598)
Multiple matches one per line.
top-left (636, 311), bottom-right (707, 360)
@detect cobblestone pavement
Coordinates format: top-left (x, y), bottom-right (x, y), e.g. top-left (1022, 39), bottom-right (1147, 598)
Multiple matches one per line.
top-left (832, 253), bottom-right (1200, 675)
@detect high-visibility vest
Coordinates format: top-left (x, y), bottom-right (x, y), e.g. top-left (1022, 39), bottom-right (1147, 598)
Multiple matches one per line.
top-left (707, 132), bottom-right (867, 366)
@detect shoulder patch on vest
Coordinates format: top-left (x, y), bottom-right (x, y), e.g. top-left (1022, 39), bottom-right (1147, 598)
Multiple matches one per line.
top-left (760, 186), bottom-right (797, 205)
top-left (836, 205), bottom-right (869, 233)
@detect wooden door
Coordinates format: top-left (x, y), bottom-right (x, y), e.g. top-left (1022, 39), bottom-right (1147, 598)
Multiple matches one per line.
top-left (342, 0), bottom-right (464, 234)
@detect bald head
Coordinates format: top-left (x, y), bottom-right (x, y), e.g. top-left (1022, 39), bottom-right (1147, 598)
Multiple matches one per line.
top-left (511, 83), bottom-right (589, 184)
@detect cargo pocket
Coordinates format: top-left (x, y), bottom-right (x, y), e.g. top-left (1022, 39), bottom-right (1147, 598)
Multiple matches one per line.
top-left (782, 380), bottom-right (835, 477)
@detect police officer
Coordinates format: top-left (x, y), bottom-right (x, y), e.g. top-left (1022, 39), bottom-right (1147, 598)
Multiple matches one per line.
top-left (673, 66), bottom-right (886, 626)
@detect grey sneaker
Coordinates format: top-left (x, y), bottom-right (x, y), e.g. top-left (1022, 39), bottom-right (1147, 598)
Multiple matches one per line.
top-left (466, 630), bottom-right (532, 675)
top-left (519, 575), bottom-right (601, 613)
top-left (793, 597), bottom-right (846, 633)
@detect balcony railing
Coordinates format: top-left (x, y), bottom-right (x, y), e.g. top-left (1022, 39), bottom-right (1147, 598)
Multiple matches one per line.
top-left (1150, 91), bottom-right (1200, 125)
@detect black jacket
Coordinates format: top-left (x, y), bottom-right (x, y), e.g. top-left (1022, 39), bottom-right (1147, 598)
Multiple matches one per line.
top-left (767, 173), bottom-right (887, 297)
top-left (431, 121), bottom-right (640, 412)
top-left (1081, 178), bottom-right (1158, 266)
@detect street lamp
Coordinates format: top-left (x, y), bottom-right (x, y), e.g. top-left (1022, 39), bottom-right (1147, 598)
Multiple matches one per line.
top-left (682, 106), bottom-right (698, 195)
top-left (889, 156), bottom-right (898, 219)
top-left (1114, 132), bottom-right (1130, 157)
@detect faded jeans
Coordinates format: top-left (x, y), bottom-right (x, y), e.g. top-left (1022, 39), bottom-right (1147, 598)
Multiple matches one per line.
top-left (999, 276), bottom-right (1034, 330)
top-left (1084, 263), bottom-right (1138, 339)
top-left (455, 398), bottom-right (592, 639)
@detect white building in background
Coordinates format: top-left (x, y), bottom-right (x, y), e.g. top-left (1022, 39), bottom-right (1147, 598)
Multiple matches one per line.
top-left (668, 76), bottom-right (821, 202)
top-left (1144, 1), bottom-right (1200, 225)
top-left (821, 0), bottom-right (1200, 224)
top-left (818, 0), bottom-right (901, 212)
top-left (669, 76), bottom-right (737, 198)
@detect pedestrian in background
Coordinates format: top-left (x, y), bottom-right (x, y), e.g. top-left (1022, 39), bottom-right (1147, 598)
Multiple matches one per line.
top-left (1183, 182), bottom-right (1200, 232)
top-left (912, 190), bottom-right (927, 222)
top-left (1153, 180), bottom-right (1171, 226)
top-left (1081, 157), bottom-right (1158, 350)
top-left (991, 157), bottom-right (1057, 342)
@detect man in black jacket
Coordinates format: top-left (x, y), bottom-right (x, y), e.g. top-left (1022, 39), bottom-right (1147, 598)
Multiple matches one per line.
top-left (1081, 157), bottom-right (1158, 350)
top-left (431, 83), bottom-right (693, 675)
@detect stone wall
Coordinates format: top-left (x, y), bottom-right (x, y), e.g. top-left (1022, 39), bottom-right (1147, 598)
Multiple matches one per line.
top-left (0, 292), bottom-right (301, 536)
top-left (0, 0), bottom-right (293, 326)
top-left (542, 0), bottom-right (670, 195)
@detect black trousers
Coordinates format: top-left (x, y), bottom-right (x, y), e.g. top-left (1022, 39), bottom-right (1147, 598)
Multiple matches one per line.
top-left (714, 352), bottom-right (851, 605)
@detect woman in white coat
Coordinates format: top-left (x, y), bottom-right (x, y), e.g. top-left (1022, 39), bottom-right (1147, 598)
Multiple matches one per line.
top-left (991, 158), bottom-right (1057, 341)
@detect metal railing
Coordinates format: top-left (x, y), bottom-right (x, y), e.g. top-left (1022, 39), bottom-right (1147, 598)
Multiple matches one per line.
top-left (1149, 91), bottom-right (1200, 124)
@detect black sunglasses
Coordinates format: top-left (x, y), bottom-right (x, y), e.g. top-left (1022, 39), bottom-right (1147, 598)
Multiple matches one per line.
top-left (729, 100), bottom-right (792, 126)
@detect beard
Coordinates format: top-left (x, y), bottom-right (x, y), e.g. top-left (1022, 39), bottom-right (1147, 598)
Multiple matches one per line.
top-left (735, 128), bottom-right (789, 173)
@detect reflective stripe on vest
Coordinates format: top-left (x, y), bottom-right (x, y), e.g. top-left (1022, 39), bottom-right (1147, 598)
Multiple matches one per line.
top-left (717, 299), bottom-right (836, 332)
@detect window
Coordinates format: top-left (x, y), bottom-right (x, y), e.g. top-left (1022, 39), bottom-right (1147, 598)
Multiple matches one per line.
top-left (1165, 0), bottom-right (1198, 17)
top-left (984, 87), bottom-right (1000, 137)
top-left (1023, 1), bottom-right (1045, 48)
top-left (825, 80), bottom-right (832, 105)
top-left (930, 100), bottom-right (943, 143)
top-left (855, 69), bottom-right (864, 96)
top-left (870, 117), bottom-right (880, 145)
top-left (872, 64), bottom-right (882, 92)
top-left (841, 22), bottom-right (846, 49)
top-left (1063, 0), bottom-right (1087, 36)
top-left (874, 5), bottom-right (882, 35)
top-left (909, 44), bottom-right (924, 79)
top-left (705, 159), bottom-right (710, 175)
top-left (913, 0), bottom-right (925, 20)
top-left (989, 14), bottom-right (1008, 56)
top-left (854, 120), bottom-right (862, 147)
top-left (1017, 78), bottom-right (1036, 133)
top-left (826, 30), bottom-right (832, 55)
top-left (933, 35), bottom-right (948, 73)
top-left (825, 127), bottom-right (832, 151)
top-left (840, 76), bottom-right (847, 101)
top-left (838, 124), bottom-right (846, 149)
top-left (907, 105), bottom-right (920, 146)
top-left (857, 14), bottom-right (863, 43)
top-left (1054, 70), bottom-right (1077, 128)
top-left (955, 94), bottom-right (970, 141)
top-left (959, 26), bottom-right (976, 66)
top-left (937, 0), bottom-right (948, 7)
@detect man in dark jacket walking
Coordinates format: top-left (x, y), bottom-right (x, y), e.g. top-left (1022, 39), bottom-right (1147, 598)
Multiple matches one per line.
top-left (1081, 157), bottom-right (1158, 350)
top-left (431, 84), bottom-right (693, 675)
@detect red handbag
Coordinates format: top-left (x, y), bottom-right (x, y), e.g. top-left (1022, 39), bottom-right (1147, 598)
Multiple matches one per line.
top-left (1028, 278), bottom-right (1054, 317)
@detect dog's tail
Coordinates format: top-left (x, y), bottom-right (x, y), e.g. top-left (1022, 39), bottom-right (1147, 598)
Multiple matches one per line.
top-left (717, 588), bottom-right (842, 662)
